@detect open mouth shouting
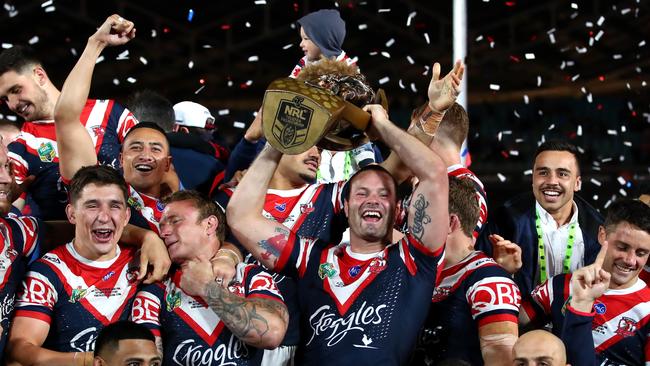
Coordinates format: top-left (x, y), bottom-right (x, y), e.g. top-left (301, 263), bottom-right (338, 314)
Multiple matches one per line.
top-left (92, 227), bottom-right (114, 243)
top-left (361, 209), bottom-right (383, 223)
top-left (134, 162), bottom-right (155, 174)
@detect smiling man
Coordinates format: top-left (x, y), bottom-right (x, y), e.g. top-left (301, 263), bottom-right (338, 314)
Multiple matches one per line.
top-left (0, 45), bottom-right (137, 220)
top-left (521, 199), bottom-right (650, 366)
top-left (477, 140), bottom-right (603, 296)
top-left (7, 165), bottom-right (140, 366)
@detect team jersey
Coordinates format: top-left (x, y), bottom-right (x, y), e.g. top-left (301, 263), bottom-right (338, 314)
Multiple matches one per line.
top-left (8, 99), bottom-right (137, 220)
top-left (0, 216), bottom-right (41, 355)
top-left (13, 243), bottom-right (140, 352)
top-left (413, 251), bottom-right (520, 365)
top-left (522, 274), bottom-right (650, 366)
top-left (131, 263), bottom-right (285, 366)
top-left (398, 166), bottom-right (487, 239)
top-left (289, 51), bottom-right (356, 79)
top-left (125, 183), bottom-right (164, 234)
top-left (218, 181), bottom-right (348, 244)
top-left (217, 181), bottom-right (348, 349)
top-left (275, 232), bottom-right (444, 365)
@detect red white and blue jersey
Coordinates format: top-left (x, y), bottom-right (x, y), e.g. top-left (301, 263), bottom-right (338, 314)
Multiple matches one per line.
top-left (414, 251), bottom-right (520, 365)
top-left (289, 51), bottom-right (356, 79)
top-left (131, 263), bottom-right (284, 366)
top-left (218, 181), bottom-right (347, 244)
top-left (8, 99), bottom-right (137, 220)
top-left (125, 183), bottom-right (164, 235)
top-left (523, 274), bottom-right (650, 366)
top-left (0, 216), bottom-right (41, 355)
top-left (275, 232), bottom-right (444, 365)
top-left (447, 164), bottom-right (488, 238)
top-left (13, 243), bottom-right (140, 352)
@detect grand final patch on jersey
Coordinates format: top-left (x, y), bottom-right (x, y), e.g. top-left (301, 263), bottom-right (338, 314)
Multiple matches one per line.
top-left (37, 142), bottom-right (56, 162)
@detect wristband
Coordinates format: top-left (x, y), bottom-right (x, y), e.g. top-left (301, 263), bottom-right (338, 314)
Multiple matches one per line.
top-left (417, 104), bottom-right (445, 136)
top-left (215, 248), bottom-right (241, 265)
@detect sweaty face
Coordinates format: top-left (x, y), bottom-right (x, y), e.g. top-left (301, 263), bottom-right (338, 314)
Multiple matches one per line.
top-left (120, 128), bottom-right (171, 196)
top-left (344, 170), bottom-right (398, 244)
top-left (159, 200), bottom-right (214, 264)
top-left (532, 151), bottom-right (581, 216)
top-left (0, 146), bottom-right (16, 215)
top-left (277, 146), bottom-right (320, 185)
top-left (99, 339), bottom-right (161, 366)
top-left (299, 27), bottom-right (322, 62)
top-left (0, 69), bottom-right (51, 121)
top-left (66, 183), bottom-right (130, 261)
top-left (600, 222), bottom-right (650, 289)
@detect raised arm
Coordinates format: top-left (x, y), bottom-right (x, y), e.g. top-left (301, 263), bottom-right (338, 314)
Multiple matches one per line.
top-left (365, 105), bottom-right (448, 251)
top-left (53, 14), bottom-right (135, 180)
top-left (380, 60), bottom-right (464, 183)
top-left (226, 145), bottom-right (292, 271)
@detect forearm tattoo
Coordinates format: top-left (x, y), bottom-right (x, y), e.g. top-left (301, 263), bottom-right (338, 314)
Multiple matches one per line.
top-left (204, 282), bottom-right (287, 344)
top-left (411, 194), bottom-right (432, 241)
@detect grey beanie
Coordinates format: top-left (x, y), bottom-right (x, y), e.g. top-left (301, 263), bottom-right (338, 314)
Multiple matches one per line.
top-left (297, 9), bottom-right (346, 59)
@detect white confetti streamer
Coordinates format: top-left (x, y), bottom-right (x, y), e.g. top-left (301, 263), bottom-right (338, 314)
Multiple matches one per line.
top-left (385, 38), bottom-right (395, 47)
top-left (577, 125), bottom-right (582, 136)
top-left (112, 79), bottom-right (119, 85)
top-left (28, 36), bottom-right (39, 45)
top-left (423, 33), bottom-right (430, 44)
top-left (194, 85), bottom-right (206, 94)
top-left (139, 57), bottom-right (148, 65)
top-left (233, 121), bottom-right (246, 129)
top-left (188, 61), bottom-right (194, 69)
top-left (381, 51), bottom-right (391, 58)
top-left (41, 0), bottom-right (52, 7)
top-left (406, 12), bottom-right (416, 27)
top-left (497, 173), bottom-right (506, 182)
top-left (358, 24), bottom-right (368, 30)
top-left (127, 77), bottom-right (136, 84)
top-left (378, 76), bottom-right (390, 85)
top-left (95, 55), bottom-right (104, 64)
top-left (218, 109), bottom-right (229, 116)
top-left (282, 44), bottom-right (293, 50)
top-left (406, 55), bottom-right (414, 64)
top-left (590, 178), bottom-right (602, 186)
top-left (44, 5), bottom-right (55, 12)
top-left (525, 53), bottom-right (535, 60)
top-left (489, 84), bottom-right (500, 91)
top-left (248, 55), bottom-right (259, 62)
top-left (617, 176), bottom-right (627, 185)
top-left (378, 8), bottom-right (391, 13)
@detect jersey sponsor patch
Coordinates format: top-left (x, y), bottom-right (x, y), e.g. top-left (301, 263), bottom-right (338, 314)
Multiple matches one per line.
top-left (466, 276), bottom-right (521, 318)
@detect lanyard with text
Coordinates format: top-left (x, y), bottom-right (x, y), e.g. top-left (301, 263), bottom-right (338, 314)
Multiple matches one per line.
top-left (535, 208), bottom-right (577, 284)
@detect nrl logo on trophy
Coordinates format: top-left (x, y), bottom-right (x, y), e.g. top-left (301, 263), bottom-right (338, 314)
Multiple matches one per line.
top-left (272, 96), bottom-right (313, 149)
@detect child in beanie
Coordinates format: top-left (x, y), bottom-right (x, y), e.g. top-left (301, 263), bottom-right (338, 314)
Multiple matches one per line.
top-left (289, 9), bottom-right (357, 78)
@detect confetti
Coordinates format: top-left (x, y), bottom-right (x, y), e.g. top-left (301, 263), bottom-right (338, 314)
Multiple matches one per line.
top-left (70, 48), bottom-right (77, 56)
top-left (116, 50), bottom-right (129, 60)
top-left (497, 173), bottom-right (507, 182)
top-left (381, 51), bottom-right (391, 58)
top-left (509, 150), bottom-right (519, 156)
top-left (398, 79), bottom-right (405, 89)
top-left (112, 79), bottom-right (119, 85)
top-left (607, 129), bottom-right (617, 135)
top-left (594, 30), bottom-right (604, 41)
top-left (139, 57), bottom-right (148, 65)
top-left (248, 55), bottom-right (259, 62)
top-left (233, 121), bottom-right (246, 129)
top-left (489, 84), bottom-right (500, 91)
top-left (245, 80), bottom-right (253, 86)
top-left (378, 76), bottom-right (390, 85)
top-left (245, 22), bottom-right (251, 28)
top-left (639, 40), bottom-right (646, 47)
top-left (423, 33), bottom-right (430, 44)
top-left (571, 74), bottom-right (580, 81)
top-left (41, 0), bottom-right (52, 7)
top-left (525, 53), bottom-right (535, 60)
top-left (5, 115), bottom-right (16, 121)
top-left (385, 38), bottom-right (395, 47)
top-left (187, 9), bottom-right (194, 22)
top-left (410, 83), bottom-right (417, 93)
top-left (406, 12), bottom-right (416, 27)
top-left (524, 169), bottom-right (532, 175)
top-left (596, 16), bottom-right (605, 26)
top-left (254, 0), bottom-right (266, 4)
top-left (151, 29), bottom-right (157, 38)
top-left (378, 8), bottom-right (391, 13)
top-left (188, 61), bottom-right (194, 69)
top-left (621, 8), bottom-right (631, 15)
top-left (282, 44), bottom-right (293, 50)
top-left (476, 35), bottom-right (484, 42)
top-left (548, 33), bottom-right (556, 44)
top-left (619, 189), bottom-right (627, 197)
top-left (570, 3), bottom-right (578, 9)
top-left (358, 24), bottom-right (368, 30)
top-left (612, 54), bottom-right (622, 59)
top-left (590, 178), bottom-right (602, 186)
top-left (537, 76), bottom-right (542, 87)
top-left (593, 195), bottom-right (599, 200)
top-left (624, 141), bottom-right (632, 147)
top-left (44, 6), bottom-right (55, 12)
top-left (127, 77), bottom-right (136, 84)
top-left (28, 36), bottom-right (39, 45)
top-left (1, 43), bottom-right (12, 49)
top-left (617, 176), bottom-right (627, 185)
top-left (95, 55), bottom-right (104, 64)
top-left (218, 109), bottom-right (230, 116)
top-left (194, 85), bottom-right (205, 94)
top-left (406, 55), bottom-right (414, 64)
top-left (523, 95), bottom-right (529, 104)
top-left (577, 125), bottom-right (582, 136)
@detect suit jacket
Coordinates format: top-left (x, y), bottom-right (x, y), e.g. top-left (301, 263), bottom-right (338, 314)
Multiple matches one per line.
top-left (476, 192), bottom-right (603, 296)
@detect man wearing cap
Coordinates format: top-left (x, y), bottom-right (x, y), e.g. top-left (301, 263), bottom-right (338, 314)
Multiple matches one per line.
top-left (170, 101), bottom-right (226, 194)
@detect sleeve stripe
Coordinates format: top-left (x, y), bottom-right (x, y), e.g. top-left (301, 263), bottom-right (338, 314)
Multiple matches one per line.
top-left (13, 309), bottom-right (52, 324)
top-left (477, 313), bottom-right (518, 327)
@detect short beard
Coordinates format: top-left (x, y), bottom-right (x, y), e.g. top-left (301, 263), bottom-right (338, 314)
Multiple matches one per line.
top-left (299, 173), bottom-right (316, 185)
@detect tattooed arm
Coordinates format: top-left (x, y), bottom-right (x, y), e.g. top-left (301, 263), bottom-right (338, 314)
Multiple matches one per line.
top-left (226, 144), bottom-right (294, 271)
top-left (180, 259), bottom-right (288, 348)
top-left (365, 105), bottom-right (449, 252)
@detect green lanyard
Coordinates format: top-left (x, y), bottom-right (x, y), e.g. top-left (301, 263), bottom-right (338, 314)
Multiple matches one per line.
top-left (535, 208), bottom-right (577, 283)
top-left (316, 151), bottom-right (353, 181)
